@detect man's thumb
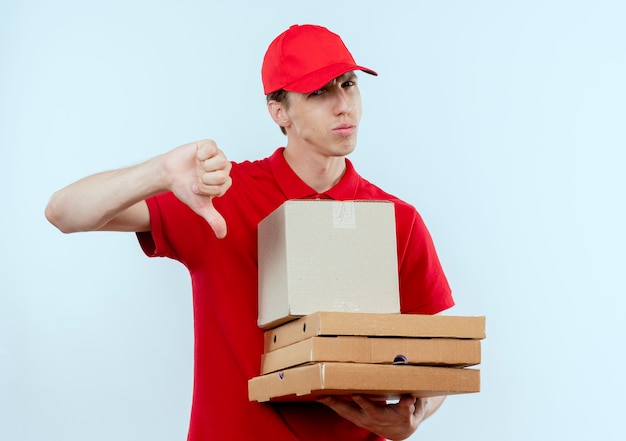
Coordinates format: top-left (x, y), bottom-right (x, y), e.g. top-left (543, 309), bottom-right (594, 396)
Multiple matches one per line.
top-left (198, 202), bottom-right (227, 239)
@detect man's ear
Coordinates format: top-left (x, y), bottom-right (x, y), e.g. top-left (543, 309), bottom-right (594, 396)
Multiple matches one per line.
top-left (267, 100), bottom-right (290, 129)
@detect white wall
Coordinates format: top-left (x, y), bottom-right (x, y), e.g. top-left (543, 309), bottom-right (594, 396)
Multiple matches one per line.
top-left (2, 1), bottom-right (625, 440)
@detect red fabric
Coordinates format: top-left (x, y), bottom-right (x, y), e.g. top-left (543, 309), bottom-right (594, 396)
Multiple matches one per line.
top-left (137, 148), bottom-right (453, 440)
top-left (261, 24), bottom-right (377, 94)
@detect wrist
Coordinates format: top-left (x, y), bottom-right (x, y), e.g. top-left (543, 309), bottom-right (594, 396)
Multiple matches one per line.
top-left (152, 152), bottom-right (174, 193)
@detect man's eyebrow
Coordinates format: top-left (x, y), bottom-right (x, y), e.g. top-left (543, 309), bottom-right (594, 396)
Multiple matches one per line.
top-left (338, 71), bottom-right (358, 82)
top-left (317, 72), bottom-right (358, 91)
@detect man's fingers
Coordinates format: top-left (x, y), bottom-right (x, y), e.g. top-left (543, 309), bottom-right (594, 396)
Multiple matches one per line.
top-left (196, 140), bottom-right (230, 174)
top-left (351, 395), bottom-right (380, 412)
top-left (318, 396), bottom-right (362, 421)
top-left (192, 174), bottom-right (232, 199)
top-left (397, 395), bottom-right (418, 408)
top-left (191, 141), bottom-right (230, 238)
top-left (200, 153), bottom-right (231, 173)
top-left (195, 141), bottom-right (232, 196)
top-left (200, 169), bottom-right (232, 187)
top-left (196, 139), bottom-right (219, 161)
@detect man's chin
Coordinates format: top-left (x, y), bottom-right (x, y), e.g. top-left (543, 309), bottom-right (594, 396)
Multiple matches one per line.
top-left (333, 140), bottom-right (358, 157)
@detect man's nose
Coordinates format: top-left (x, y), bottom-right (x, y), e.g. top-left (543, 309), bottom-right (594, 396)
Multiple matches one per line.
top-left (333, 89), bottom-right (353, 115)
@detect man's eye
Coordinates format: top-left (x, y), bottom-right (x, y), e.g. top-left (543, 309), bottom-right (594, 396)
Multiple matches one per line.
top-left (310, 88), bottom-right (326, 97)
top-left (342, 80), bottom-right (355, 88)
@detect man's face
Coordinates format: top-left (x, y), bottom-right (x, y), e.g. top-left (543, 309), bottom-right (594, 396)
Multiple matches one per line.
top-left (282, 72), bottom-right (363, 158)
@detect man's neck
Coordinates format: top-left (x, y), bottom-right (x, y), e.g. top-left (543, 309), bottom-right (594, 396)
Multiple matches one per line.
top-left (282, 147), bottom-right (347, 194)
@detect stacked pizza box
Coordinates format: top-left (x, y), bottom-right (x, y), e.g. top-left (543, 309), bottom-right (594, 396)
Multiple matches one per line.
top-left (248, 311), bottom-right (485, 402)
top-left (248, 201), bottom-right (485, 403)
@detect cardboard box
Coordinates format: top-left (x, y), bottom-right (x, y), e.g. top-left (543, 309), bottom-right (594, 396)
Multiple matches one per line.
top-left (248, 362), bottom-right (480, 402)
top-left (264, 312), bottom-right (486, 352)
top-left (257, 200), bottom-right (400, 329)
top-left (260, 336), bottom-right (481, 374)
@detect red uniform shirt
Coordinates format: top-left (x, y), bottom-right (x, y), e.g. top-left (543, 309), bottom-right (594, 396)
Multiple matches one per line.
top-left (138, 148), bottom-right (453, 440)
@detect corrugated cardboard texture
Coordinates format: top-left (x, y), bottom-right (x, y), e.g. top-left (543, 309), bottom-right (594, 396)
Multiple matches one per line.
top-left (264, 312), bottom-right (486, 352)
top-left (260, 336), bottom-right (481, 374)
top-left (248, 362), bottom-right (480, 402)
top-left (258, 200), bottom-right (400, 329)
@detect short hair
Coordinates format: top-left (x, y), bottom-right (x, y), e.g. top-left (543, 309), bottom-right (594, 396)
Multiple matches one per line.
top-left (266, 89), bottom-right (289, 135)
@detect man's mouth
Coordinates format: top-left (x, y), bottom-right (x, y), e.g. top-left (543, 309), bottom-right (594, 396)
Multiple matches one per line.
top-left (333, 124), bottom-right (357, 136)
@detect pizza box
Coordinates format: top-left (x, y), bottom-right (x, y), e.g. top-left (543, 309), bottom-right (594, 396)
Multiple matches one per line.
top-left (248, 362), bottom-right (480, 402)
top-left (260, 335), bottom-right (481, 374)
top-left (264, 312), bottom-right (486, 352)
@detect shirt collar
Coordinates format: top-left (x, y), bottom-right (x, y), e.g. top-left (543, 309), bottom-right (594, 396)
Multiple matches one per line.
top-left (268, 147), bottom-right (359, 200)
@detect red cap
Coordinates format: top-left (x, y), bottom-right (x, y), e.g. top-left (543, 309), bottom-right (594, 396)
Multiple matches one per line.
top-left (262, 24), bottom-right (378, 95)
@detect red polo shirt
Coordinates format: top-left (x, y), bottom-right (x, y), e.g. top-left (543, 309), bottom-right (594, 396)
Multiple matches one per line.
top-left (138, 148), bottom-right (453, 440)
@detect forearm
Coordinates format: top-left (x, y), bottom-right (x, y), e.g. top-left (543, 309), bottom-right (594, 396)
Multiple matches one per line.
top-left (45, 155), bottom-right (166, 233)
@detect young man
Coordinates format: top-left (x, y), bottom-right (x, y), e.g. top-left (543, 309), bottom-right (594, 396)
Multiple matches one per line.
top-left (46, 24), bottom-right (454, 440)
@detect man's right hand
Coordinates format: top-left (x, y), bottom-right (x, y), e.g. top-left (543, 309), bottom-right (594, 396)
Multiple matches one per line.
top-left (162, 139), bottom-right (232, 239)
top-left (46, 139), bottom-right (232, 236)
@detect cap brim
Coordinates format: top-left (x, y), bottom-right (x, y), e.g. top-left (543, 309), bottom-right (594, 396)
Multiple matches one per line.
top-left (282, 62), bottom-right (378, 94)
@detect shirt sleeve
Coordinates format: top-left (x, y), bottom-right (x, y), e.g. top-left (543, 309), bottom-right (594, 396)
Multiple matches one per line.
top-left (396, 203), bottom-right (454, 315)
top-left (136, 192), bottom-right (210, 267)
top-left (136, 196), bottom-right (166, 258)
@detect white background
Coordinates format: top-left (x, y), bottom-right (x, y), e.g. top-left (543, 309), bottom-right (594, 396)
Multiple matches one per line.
top-left (2, 1), bottom-right (625, 440)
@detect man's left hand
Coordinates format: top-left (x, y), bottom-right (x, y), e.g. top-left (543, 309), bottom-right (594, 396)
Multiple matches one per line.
top-left (318, 394), bottom-right (434, 441)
